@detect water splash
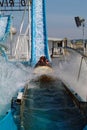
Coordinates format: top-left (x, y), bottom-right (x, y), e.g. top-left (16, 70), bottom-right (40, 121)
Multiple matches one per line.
top-left (52, 49), bottom-right (87, 101)
top-left (0, 47), bottom-right (87, 117)
top-left (23, 72), bottom-right (86, 130)
top-left (0, 57), bottom-right (33, 116)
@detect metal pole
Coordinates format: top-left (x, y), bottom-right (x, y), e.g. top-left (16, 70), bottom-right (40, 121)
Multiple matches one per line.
top-left (77, 56), bottom-right (83, 80)
top-left (82, 22), bottom-right (85, 54)
top-left (28, 0), bottom-right (31, 61)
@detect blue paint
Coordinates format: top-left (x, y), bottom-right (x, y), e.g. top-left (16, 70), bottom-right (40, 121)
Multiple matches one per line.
top-left (0, 47), bottom-right (8, 61)
top-left (30, 0), bottom-right (50, 66)
top-left (0, 110), bottom-right (17, 130)
top-left (0, 15), bottom-right (12, 42)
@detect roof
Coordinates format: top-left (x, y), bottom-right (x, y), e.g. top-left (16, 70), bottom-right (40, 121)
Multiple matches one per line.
top-left (48, 37), bottom-right (63, 42)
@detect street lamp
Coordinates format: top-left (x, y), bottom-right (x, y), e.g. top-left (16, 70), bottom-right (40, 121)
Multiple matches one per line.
top-left (74, 16), bottom-right (86, 54)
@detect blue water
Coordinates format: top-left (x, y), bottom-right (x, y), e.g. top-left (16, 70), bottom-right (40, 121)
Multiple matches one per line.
top-left (22, 75), bottom-right (87, 130)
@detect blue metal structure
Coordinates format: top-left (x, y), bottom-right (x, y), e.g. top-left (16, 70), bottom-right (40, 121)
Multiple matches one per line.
top-left (0, 15), bottom-right (11, 42)
top-left (0, 47), bottom-right (8, 61)
top-left (30, 0), bottom-right (50, 66)
top-left (0, 111), bottom-right (17, 130)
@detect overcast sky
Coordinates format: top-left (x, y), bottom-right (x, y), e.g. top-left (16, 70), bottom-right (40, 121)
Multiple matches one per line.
top-left (46, 0), bottom-right (87, 39)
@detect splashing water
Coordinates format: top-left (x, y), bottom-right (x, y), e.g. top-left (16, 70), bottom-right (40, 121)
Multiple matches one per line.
top-left (0, 47), bottom-right (87, 121)
top-left (0, 56), bottom-right (33, 116)
top-left (23, 74), bottom-right (87, 130)
top-left (52, 49), bottom-right (87, 101)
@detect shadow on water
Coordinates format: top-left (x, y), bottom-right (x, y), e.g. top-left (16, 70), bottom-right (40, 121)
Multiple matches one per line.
top-left (22, 75), bottom-right (87, 130)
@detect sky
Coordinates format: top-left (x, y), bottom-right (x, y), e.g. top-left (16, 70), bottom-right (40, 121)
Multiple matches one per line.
top-left (2, 0), bottom-right (87, 40)
top-left (46, 0), bottom-right (87, 39)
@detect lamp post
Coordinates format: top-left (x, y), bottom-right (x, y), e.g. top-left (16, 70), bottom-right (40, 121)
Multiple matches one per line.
top-left (74, 16), bottom-right (86, 54)
top-left (81, 20), bottom-right (86, 54)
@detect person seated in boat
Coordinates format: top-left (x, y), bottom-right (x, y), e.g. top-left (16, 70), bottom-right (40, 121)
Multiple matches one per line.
top-left (35, 56), bottom-right (51, 68)
top-left (45, 59), bottom-right (51, 67)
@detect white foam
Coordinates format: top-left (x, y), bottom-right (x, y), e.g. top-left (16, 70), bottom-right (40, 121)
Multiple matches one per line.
top-left (0, 57), bottom-right (32, 115)
top-left (53, 50), bottom-right (87, 101)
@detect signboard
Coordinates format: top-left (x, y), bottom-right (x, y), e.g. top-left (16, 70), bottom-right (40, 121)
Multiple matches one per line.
top-left (0, 0), bottom-right (28, 11)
